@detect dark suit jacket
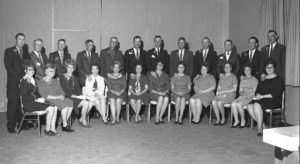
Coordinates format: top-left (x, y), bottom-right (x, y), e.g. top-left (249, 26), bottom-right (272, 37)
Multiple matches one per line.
top-left (4, 46), bottom-right (31, 88)
top-left (124, 48), bottom-right (148, 76)
top-left (29, 51), bottom-right (48, 80)
top-left (170, 49), bottom-right (193, 77)
top-left (240, 49), bottom-right (262, 79)
top-left (147, 48), bottom-right (170, 75)
top-left (49, 51), bottom-right (71, 77)
top-left (193, 49), bottom-right (217, 78)
top-left (100, 47), bottom-right (124, 78)
top-left (261, 43), bottom-right (286, 80)
top-left (216, 52), bottom-right (240, 76)
top-left (76, 50), bottom-right (100, 86)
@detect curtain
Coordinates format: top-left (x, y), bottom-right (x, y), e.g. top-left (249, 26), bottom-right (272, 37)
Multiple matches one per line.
top-left (259, 0), bottom-right (299, 86)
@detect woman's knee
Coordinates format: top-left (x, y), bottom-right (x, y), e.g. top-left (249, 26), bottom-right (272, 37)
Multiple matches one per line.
top-left (190, 98), bottom-right (195, 104)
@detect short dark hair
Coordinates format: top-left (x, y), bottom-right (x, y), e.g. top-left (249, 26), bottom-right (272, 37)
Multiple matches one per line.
top-left (45, 63), bottom-right (56, 72)
top-left (23, 62), bottom-right (35, 71)
top-left (133, 35), bottom-right (141, 41)
top-left (85, 39), bottom-right (93, 45)
top-left (15, 33), bottom-right (25, 40)
top-left (90, 63), bottom-right (100, 72)
top-left (154, 35), bottom-right (162, 41)
top-left (111, 60), bottom-right (122, 72)
top-left (64, 59), bottom-right (76, 69)
top-left (202, 37), bottom-right (211, 43)
top-left (268, 30), bottom-right (278, 36)
top-left (248, 36), bottom-right (259, 44)
top-left (223, 62), bottom-right (232, 73)
top-left (178, 37), bottom-right (186, 43)
top-left (201, 62), bottom-right (210, 72)
top-left (57, 39), bottom-right (66, 43)
top-left (264, 59), bottom-right (277, 70)
top-left (33, 38), bottom-right (43, 43)
top-left (242, 63), bottom-right (253, 75)
top-left (224, 39), bottom-right (233, 45)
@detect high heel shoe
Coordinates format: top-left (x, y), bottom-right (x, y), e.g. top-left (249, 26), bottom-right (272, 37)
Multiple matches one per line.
top-left (61, 125), bottom-right (75, 132)
top-left (155, 121), bottom-right (160, 125)
top-left (257, 132), bottom-right (263, 137)
top-left (179, 121), bottom-right (183, 125)
top-left (159, 120), bottom-right (165, 124)
top-left (174, 121), bottom-right (179, 124)
top-left (213, 121), bottom-right (220, 126)
top-left (231, 122), bottom-right (240, 128)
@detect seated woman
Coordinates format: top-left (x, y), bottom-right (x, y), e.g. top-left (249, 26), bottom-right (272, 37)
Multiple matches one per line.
top-left (38, 63), bottom-right (74, 132)
top-left (171, 62), bottom-right (191, 125)
top-left (247, 60), bottom-right (284, 137)
top-left (190, 63), bottom-right (216, 124)
top-left (212, 62), bottom-right (238, 126)
top-left (107, 61), bottom-right (127, 125)
top-left (128, 63), bottom-right (149, 123)
top-left (83, 63), bottom-right (107, 124)
top-left (148, 61), bottom-right (170, 124)
top-left (60, 60), bottom-right (93, 127)
top-left (231, 64), bottom-right (258, 128)
top-left (20, 63), bottom-right (58, 136)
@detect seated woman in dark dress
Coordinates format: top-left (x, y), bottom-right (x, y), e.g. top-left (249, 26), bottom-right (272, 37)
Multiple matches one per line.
top-left (148, 61), bottom-right (170, 124)
top-left (38, 63), bottom-right (74, 132)
top-left (170, 62), bottom-right (191, 125)
top-left (128, 63), bottom-right (149, 123)
top-left (20, 63), bottom-right (58, 136)
top-left (247, 60), bottom-right (284, 137)
top-left (107, 61), bottom-right (127, 125)
top-left (60, 60), bottom-right (92, 127)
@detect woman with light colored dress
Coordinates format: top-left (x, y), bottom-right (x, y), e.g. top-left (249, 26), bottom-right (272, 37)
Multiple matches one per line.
top-left (170, 61), bottom-right (191, 125)
top-left (212, 62), bottom-right (238, 126)
top-left (231, 64), bottom-right (258, 128)
top-left (190, 63), bottom-right (216, 124)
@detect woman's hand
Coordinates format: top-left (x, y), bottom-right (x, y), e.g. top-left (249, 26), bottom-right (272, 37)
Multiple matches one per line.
top-left (59, 95), bottom-right (65, 100)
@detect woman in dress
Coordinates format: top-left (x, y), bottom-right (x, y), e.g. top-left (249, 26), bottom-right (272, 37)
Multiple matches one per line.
top-left (231, 64), bottom-right (258, 128)
top-left (20, 63), bottom-right (58, 136)
top-left (212, 62), bottom-right (238, 126)
top-left (60, 60), bottom-right (93, 127)
top-left (148, 61), bottom-right (170, 124)
top-left (107, 60), bottom-right (127, 124)
top-left (128, 63), bottom-right (149, 123)
top-left (170, 61), bottom-right (191, 125)
top-left (38, 63), bottom-right (74, 132)
top-left (83, 63), bottom-right (107, 124)
top-left (190, 63), bottom-right (216, 124)
top-left (247, 60), bottom-right (284, 137)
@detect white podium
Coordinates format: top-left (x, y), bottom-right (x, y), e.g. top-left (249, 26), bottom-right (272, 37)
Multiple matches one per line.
top-left (263, 126), bottom-right (299, 164)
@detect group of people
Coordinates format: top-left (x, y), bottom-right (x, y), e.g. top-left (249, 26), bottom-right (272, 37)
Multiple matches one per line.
top-left (4, 30), bottom-right (285, 137)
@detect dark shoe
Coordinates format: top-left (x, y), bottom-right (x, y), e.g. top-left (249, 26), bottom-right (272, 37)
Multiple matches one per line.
top-left (159, 120), bottom-right (165, 124)
top-left (174, 121), bottom-right (179, 124)
top-left (8, 129), bottom-right (16, 133)
top-left (213, 121), bottom-right (220, 126)
top-left (61, 125), bottom-right (75, 132)
top-left (155, 121), bottom-right (160, 125)
top-left (239, 124), bottom-right (246, 128)
top-left (50, 131), bottom-right (61, 136)
top-left (116, 121), bottom-right (120, 124)
top-left (231, 122), bottom-right (240, 128)
top-left (21, 123), bottom-right (33, 130)
top-left (93, 112), bottom-right (101, 119)
top-left (44, 130), bottom-right (54, 136)
top-left (179, 121), bottom-right (183, 125)
top-left (257, 132), bottom-right (263, 137)
top-left (220, 121), bottom-right (226, 126)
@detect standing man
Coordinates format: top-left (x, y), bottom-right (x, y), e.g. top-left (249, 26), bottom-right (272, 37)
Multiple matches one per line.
top-left (100, 37), bottom-right (124, 78)
top-left (4, 33), bottom-right (31, 133)
top-left (29, 39), bottom-right (48, 80)
top-left (194, 37), bottom-right (217, 78)
top-left (76, 39), bottom-right (100, 86)
top-left (261, 30), bottom-right (286, 81)
top-left (170, 37), bottom-right (193, 77)
top-left (147, 35), bottom-right (170, 75)
top-left (217, 39), bottom-right (240, 76)
top-left (124, 36), bottom-right (148, 77)
top-left (240, 36), bottom-right (262, 79)
top-left (49, 39), bottom-right (71, 78)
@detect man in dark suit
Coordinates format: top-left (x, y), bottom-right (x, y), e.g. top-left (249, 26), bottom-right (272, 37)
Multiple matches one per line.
top-left (260, 30), bottom-right (286, 81)
top-left (76, 39), bottom-right (100, 86)
top-left (170, 37), bottom-right (193, 77)
top-left (49, 39), bottom-right (71, 78)
top-left (240, 36), bottom-right (262, 79)
top-left (4, 33), bottom-right (31, 133)
top-left (29, 39), bottom-right (48, 80)
top-left (124, 36), bottom-right (148, 77)
top-left (217, 39), bottom-right (240, 76)
top-left (194, 37), bottom-right (217, 78)
top-left (147, 35), bottom-right (170, 75)
top-left (100, 37), bottom-right (124, 78)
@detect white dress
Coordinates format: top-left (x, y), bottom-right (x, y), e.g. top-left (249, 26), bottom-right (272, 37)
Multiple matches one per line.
top-left (83, 75), bottom-right (106, 102)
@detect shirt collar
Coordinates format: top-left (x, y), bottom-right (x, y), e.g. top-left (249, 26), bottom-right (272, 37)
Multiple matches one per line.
top-left (178, 49), bottom-right (185, 53)
top-left (225, 51), bottom-right (231, 55)
top-left (270, 42), bottom-right (277, 48)
top-left (34, 50), bottom-right (40, 56)
top-left (249, 49), bottom-right (256, 54)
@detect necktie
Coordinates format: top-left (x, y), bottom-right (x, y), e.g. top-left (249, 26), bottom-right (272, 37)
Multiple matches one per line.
top-left (269, 44), bottom-right (273, 58)
top-left (60, 52), bottom-right (63, 64)
top-left (136, 49), bottom-right (139, 60)
top-left (226, 52), bottom-right (229, 60)
top-left (249, 51), bottom-right (253, 61)
top-left (88, 52), bottom-right (91, 62)
top-left (156, 48), bottom-right (160, 57)
top-left (179, 50), bottom-right (183, 61)
top-left (38, 53), bottom-right (43, 64)
top-left (203, 49), bottom-right (207, 62)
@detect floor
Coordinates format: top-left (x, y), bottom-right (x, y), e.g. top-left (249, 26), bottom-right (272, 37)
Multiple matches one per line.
top-left (0, 112), bottom-right (273, 164)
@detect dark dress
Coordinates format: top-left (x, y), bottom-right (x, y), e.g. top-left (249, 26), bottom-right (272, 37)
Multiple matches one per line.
top-left (60, 75), bottom-right (82, 110)
top-left (38, 78), bottom-right (73, 110)
top-left (128, 74), bottom-right (149, 105)
top-left (251, 76), bottom-right (284, 111)
top-left (148, 72), bottom-right (170, 101)
top-left (107, 75), bottom-right (127, 101)
top-left (20, 78), bottom-right (52, 112)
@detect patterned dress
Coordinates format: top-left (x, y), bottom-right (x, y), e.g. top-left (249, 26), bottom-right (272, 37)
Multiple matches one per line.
top-left (191, 74), bottom-right (216, 107)
top-left (170, 74), bottom-right (191, 102)
top-left (128, 74), bottom-right (149, 105)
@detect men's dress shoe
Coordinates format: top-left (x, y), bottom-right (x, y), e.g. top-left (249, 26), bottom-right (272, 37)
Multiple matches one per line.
top-left (257, 132), bottom-right (263, 137)
top-left (174, 121), bottom-right (179, 124)
top-left (8, 129), bottom-right (16, 133)
top-left (62, 125), bottom-right (75, 132)
top-left (159, 120), bottom-right (165, 124)
top-left (155, 121), bottom-right (159, 125)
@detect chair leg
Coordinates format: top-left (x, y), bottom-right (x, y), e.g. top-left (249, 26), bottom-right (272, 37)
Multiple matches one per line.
top-left (230, 109), bottom-right (233, 126)
top-left (17, 115), bottom-right (26, 134)
top-left (37, 115), bottom-right (41, 136)
top-left (282, 112), bottom-right (288, 126)
top-left (167, 104), bottom-right (171, 122)
top-left (209, 105), bottom-right (212, 124)
top-left (147, 104), bottom-right (151, 123)
top-left (126, 104), bottom-right (130, 122)
top-left (251, 118), bottom-right (254, 129)
top-left (189, 106), bottom-right (191, 123)
top-left (270, 112), bottom-right (273, 128)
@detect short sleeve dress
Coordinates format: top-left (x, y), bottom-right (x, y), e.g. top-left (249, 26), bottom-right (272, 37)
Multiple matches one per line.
top-left (191, 74), bottom-right (216, 107)
top-left (148, 72), bottom-right (170, 101)
top-left (170, 74), bottom-right (191, 102)
top-left (235, 76), bottom-right (258, 106)
top-left (213, 73), bottom-right (238, 104)
top-left (38, 78), bottom-right (73, 110)
top-left (128, 74), bottom-right (149, 105)
top-left (250, 76), bottom-right (284, 111)
top-left (107, 75), bottom-right (127, 101)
